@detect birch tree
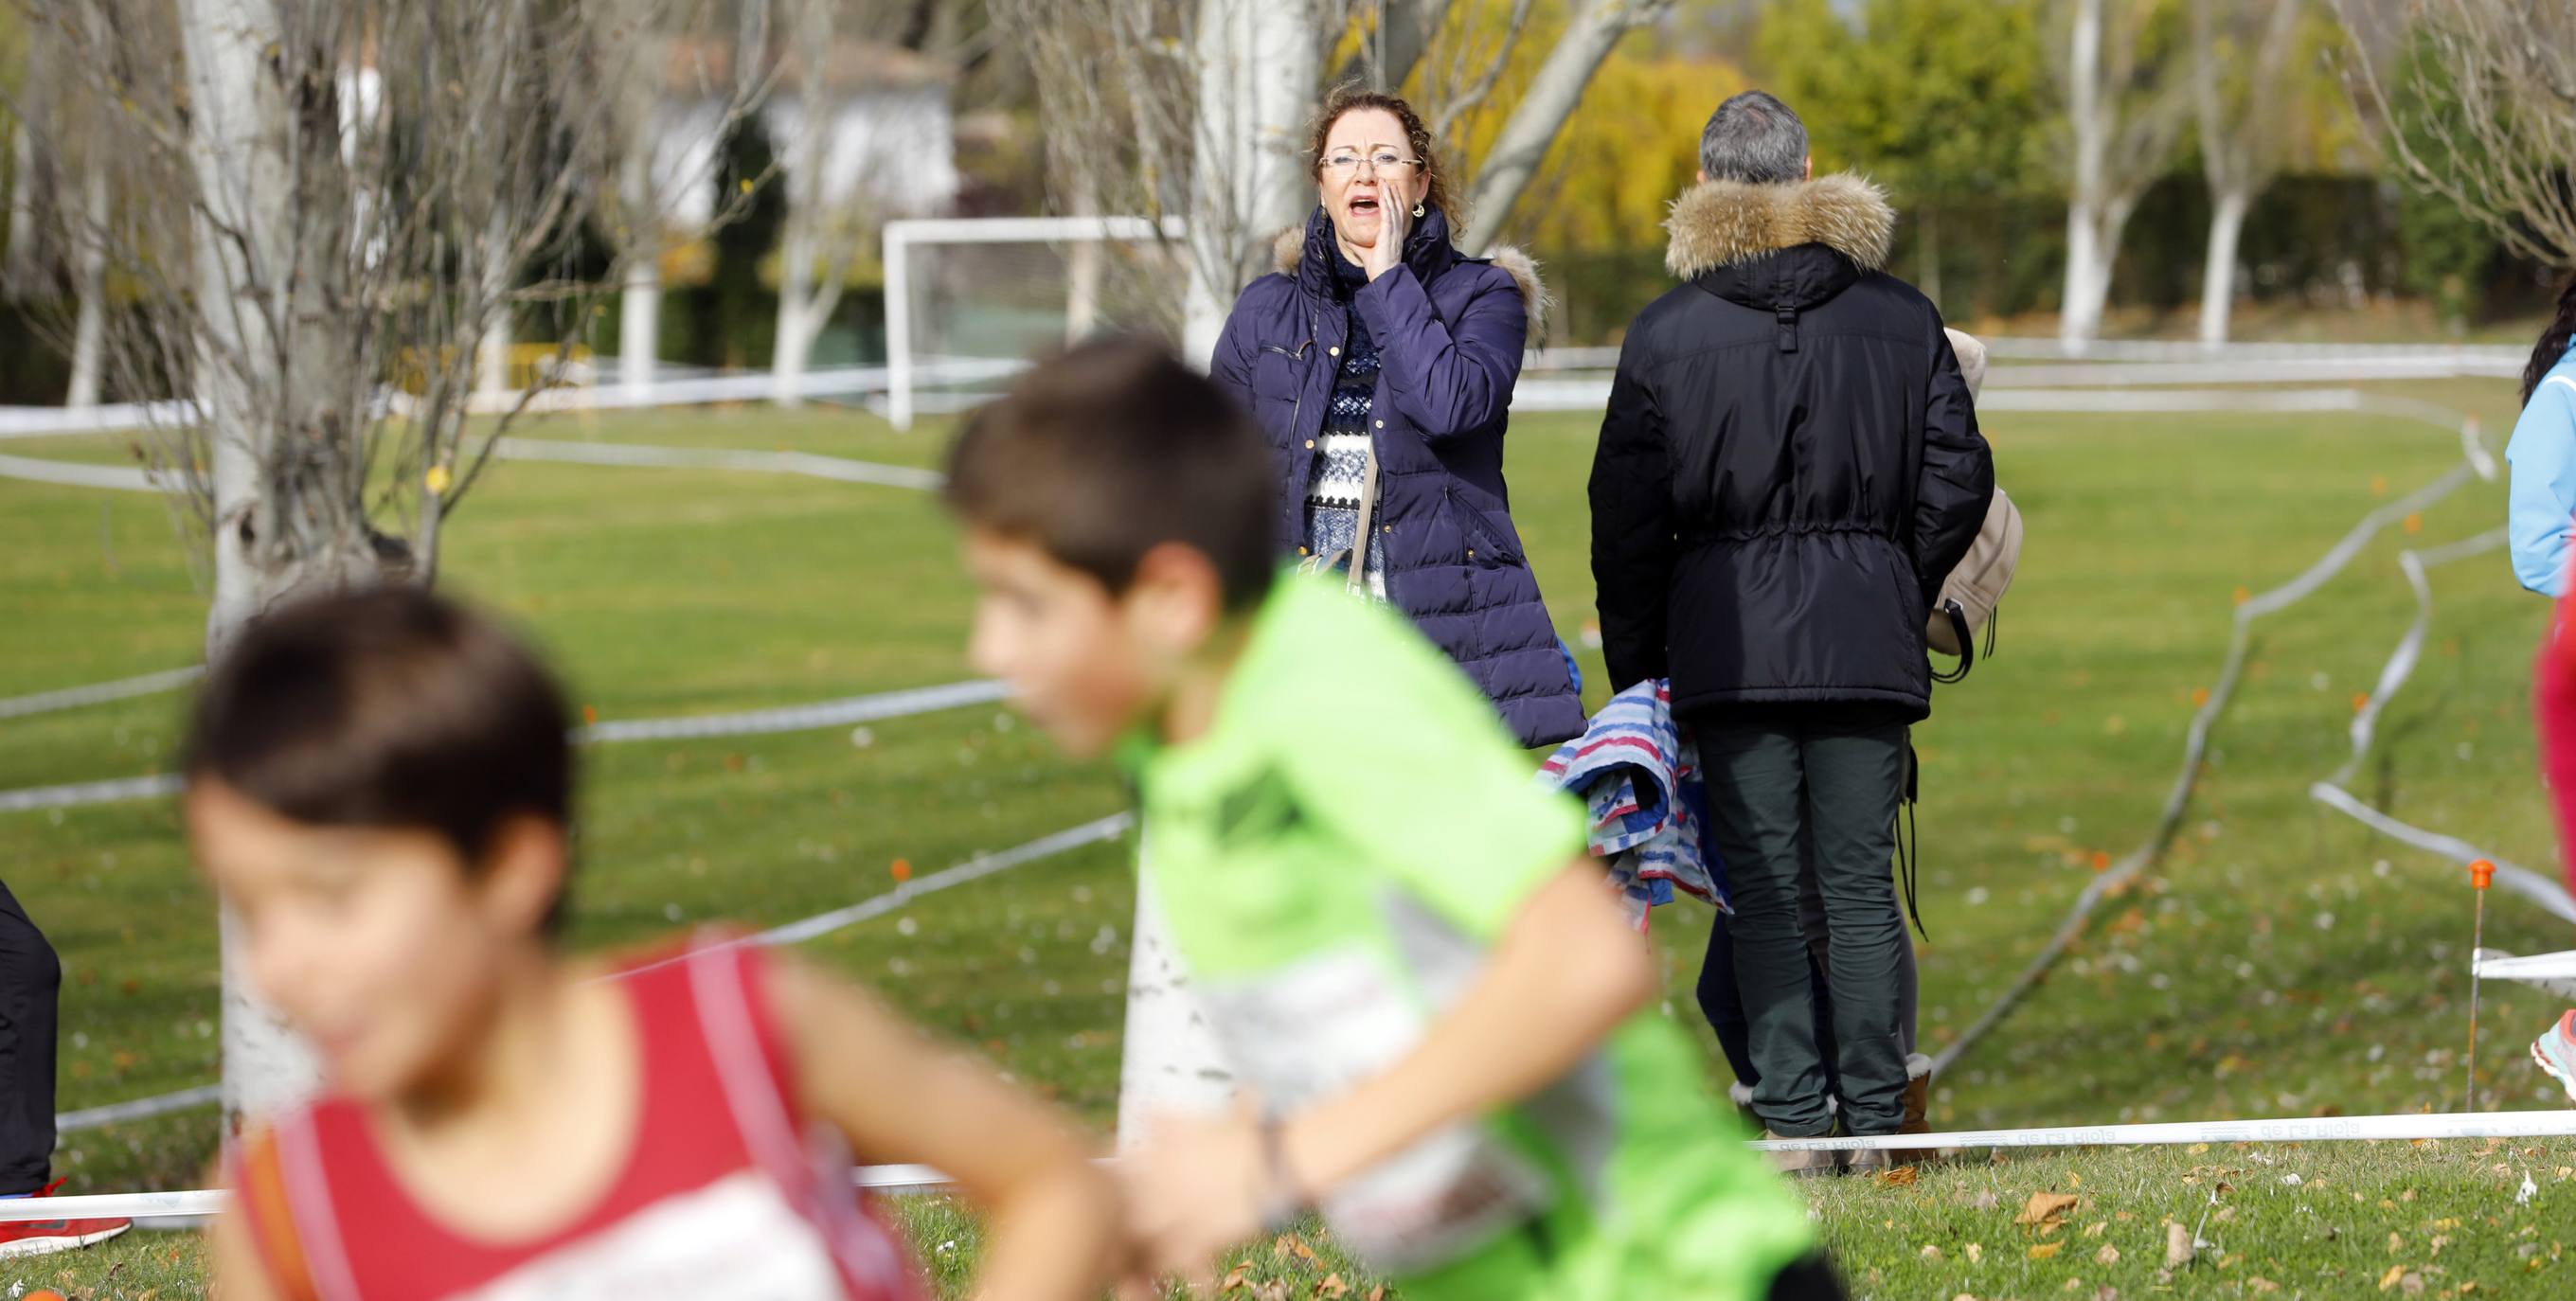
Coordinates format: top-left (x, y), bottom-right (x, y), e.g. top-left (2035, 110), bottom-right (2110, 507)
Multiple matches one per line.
top-left (1454, 0), bottom-right (1666, 255)
top-left (3, 14), bottom-right (113, 407)
top-left (2189, 0), bottom-right (2301, 347)
top-left (18, 0), bottom-right (762, 1121)
top-left (767, 5), bottom-right (959, 404)
top-left (2056, 0), bottom-right (2190, 351)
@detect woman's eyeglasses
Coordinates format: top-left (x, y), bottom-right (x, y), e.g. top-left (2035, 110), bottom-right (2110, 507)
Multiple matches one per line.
top-left (1320, 151), bottom-right (1422, 176)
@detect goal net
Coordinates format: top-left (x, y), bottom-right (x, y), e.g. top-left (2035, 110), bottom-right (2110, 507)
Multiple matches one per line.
top-left (883, 215), bottom-right (1190, 429)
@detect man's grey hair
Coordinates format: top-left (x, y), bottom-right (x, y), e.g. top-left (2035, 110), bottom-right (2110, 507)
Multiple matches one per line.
top-left (1699, 91), bottom-right (1808, 186)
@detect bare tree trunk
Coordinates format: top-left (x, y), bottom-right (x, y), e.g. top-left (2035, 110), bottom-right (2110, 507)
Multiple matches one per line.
top-left (1918, 207), bottom-right (1943, 312)
top-left (619, 139), bottom-right (661, 400)
top-left (1182, 0), bottom-right (1318, 365)
top-left (65, 165), bottom-right (108, 409)
top-left (772, 187), bottom-right (830, 406)
top-left (3, 121), bottom-right (41, 296)
top-left (1456, 0), bottom-right (1654, 256)
top-left (180, 0), bottom-right (330, 1123)
top-left (622, 256), bottom-right (661, 399)
top-left (2198, 185), bottom-right (2249, 348)
top-left (2059, 0), bottom-right (2108, 353)
top-left (1114, 863), bottom-right (1235, 1148)
top-left (1333, 0), bottom-right (1451, 91)
top-left (1065, 180), bottom-right (1102, 345)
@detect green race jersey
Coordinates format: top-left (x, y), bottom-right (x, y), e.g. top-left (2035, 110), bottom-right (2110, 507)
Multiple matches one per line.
top-left (1127, 573), bottom-right (1815, 1301)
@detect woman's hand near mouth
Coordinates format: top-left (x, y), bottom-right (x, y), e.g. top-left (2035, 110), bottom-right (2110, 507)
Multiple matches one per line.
top-left (1361, 181), bottom-right (1409, 282)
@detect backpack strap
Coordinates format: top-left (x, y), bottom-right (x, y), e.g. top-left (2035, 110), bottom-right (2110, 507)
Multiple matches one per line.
top-left (230, 1128), bottom-right (323, 1301)
top-left (1929, 599), bottom-right (1976, 686)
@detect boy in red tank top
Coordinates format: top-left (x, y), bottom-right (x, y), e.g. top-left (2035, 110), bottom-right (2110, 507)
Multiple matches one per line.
top-left (186, 588), bottom-right (1119, 1301)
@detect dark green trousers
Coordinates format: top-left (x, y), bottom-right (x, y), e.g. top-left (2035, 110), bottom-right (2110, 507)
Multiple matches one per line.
top-left (1694, 706), bottom-right (1908, 1136)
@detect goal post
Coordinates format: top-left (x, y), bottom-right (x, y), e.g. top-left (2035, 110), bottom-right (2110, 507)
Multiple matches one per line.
top-left (883, 214), bottom-right (1190, 431)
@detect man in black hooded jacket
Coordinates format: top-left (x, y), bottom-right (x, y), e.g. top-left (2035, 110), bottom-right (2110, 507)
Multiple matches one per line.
top-left (1589, 91), bottom-right (1993, 1167)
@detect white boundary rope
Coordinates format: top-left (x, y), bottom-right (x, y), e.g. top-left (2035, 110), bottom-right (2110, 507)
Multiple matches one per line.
top-left (2474, 949), bottom-right (2576, 1001)
top-left (0, 668), bottom-right (205, 721)
top-left (487, 437), bottom-right (944, 491)
top-left (20, 1105), bottom-right (2573, 1225)
top-left (1747, 1107), bottom-right (2576, 1153)
top-left (2301, 528), bottom-right (2576, 924)
top-left (0, 679), bottom-right (1010, 813)
top-left (51, 813), bottom-right (1136, 1135)
top-left (1930, 399), bottom-right (2495, 1078)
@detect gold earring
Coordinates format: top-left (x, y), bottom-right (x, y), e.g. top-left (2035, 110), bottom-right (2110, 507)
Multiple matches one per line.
top-left (1411, 202), bottom-right (1426, 218)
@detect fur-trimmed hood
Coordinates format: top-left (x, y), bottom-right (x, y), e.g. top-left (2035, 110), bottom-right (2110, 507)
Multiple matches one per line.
top-left (1664, 173), bottom-right (1894, 280)
top-left (1269, 222), bottom-right (1554, 342)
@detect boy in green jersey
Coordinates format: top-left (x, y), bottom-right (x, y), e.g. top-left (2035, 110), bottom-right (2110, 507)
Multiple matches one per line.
top-left (942, 338), bottom-right (1836, 1301)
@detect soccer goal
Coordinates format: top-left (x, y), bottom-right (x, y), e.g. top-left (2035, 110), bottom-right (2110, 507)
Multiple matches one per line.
top-left (882, 214), bottom-right (1190, 430)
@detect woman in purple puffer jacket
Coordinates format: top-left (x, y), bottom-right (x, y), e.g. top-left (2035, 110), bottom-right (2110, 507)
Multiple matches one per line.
top-left (1208, 87), bottom-right (1583, 748)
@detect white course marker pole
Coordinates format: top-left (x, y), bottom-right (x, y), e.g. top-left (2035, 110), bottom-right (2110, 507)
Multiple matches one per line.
top-left (1116, 843), bottom-right (1235, 1150)
top-left (885, 221), bottom-right (915, 432)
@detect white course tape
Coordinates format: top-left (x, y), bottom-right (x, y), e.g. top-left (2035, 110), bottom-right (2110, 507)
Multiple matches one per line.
top-left (53, 1084), bottom-right (224, 1132)
top-left (574, 680), bottom-right (1007, 744)
top-left (1750, 1107), bottom-right (2576, 1153)
top-left (488, 437), bottom-right (944, 491)
top-left (2299, 526), bottom-right (2576, 924)
top-left (0, 667), bottom-right (203, 721)
top-left (0, 361), bottom-right (1025, 444)
top-left (0, 773), bottom-right (183, 814)
top-left (0, 1164), bottom-right (965, 1225)
top-left (2308, 785), bottom-right (2576, 925)
top-left (1, 680), bottom-right (1010, 812)
top-left (1933, 440), bottom-right (2490, 1077)
top-left (51, 813), bottom-right (1135, 1134)
top-left (0, 451), bottom-right (155, 491)
top-left (1977, 337), bottom-right (2524, 365)
top-left (23, 1105), bottom-right (2576, 1224)
top-left (2473, 949), bottom-right (2576, 1001)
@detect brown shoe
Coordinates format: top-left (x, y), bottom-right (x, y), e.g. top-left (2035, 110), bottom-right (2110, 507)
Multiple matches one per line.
top-left (1762, 1129), bottom-right (1840, 1179)
top-left (1885, 1053), bottom-right (1940, 1167)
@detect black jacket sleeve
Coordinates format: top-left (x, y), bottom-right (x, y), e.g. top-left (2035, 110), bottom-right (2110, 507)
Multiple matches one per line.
top-left (1590, 344), bottom-right (1678, 692)
top-left (1912, 322), bottom-right (1996, 605)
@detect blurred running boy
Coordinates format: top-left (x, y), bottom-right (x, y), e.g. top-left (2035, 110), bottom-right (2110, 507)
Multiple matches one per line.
top-left (188, 587), bottom-right (1118, 1301)
top-left (944, 338), bottom-right (1834, 1301)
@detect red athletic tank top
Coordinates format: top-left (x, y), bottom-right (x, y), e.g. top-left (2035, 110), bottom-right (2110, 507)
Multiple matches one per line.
top-left (2540, 594), bottom-right (2576, 900)
top-left (227, 938), bottom-right (924, 1301)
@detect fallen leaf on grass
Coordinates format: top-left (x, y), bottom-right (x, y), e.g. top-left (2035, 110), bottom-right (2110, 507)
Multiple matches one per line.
top-left (1965, 1242), bottom-right (1985, 1265)
top-left (1315, 1273), bottom-right (1350, 1298)
top-left (2018, 1191), bottom-right (2081, 1226)
top-left (1273, 1234), bottom-right (1319, 1264)
top-left (2084, 1221), bottom-right (2107, 1239)
top-left (1367, 1289), bottom-right (1386, 1301)
top-left (2095, 1244), bottom-right (2120, 1266)
top-left (1876, 1164), bottom-right (1919, 1187)
top-left (1966, 1189), bottom-right (2001, 1211)
top-left (2030, 1242), bottom-right (2063, 1261)
top-left (1219, 1263), bottom-right (1253, 1293)
top-left (2165, 1222), bottom-right (2194, 1268)
top-left (2401, 1272), bottom-right (2425, 1297)
top-left (2247, 1278), bottom-right (2280, 1293)
top-left (1921, 1244), bottom-right (1943, 1261)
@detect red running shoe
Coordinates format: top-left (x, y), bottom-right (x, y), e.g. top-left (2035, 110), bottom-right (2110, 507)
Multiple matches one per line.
top-left (0, 1180), bottom-right (134, 1259)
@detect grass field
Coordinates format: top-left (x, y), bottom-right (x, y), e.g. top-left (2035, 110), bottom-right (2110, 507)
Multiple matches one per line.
top-left (9, 373), bottom-right (2576, 1298)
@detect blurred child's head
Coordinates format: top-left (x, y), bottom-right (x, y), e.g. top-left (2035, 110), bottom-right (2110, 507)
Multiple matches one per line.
top-left (183, 586), bottom-right (574, 1100)
top-left (944, 337), bottom-right (1275, 757)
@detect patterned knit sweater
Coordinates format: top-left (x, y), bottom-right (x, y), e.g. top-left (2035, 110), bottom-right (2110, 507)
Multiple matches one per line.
top-left (1301, 253), bottom-right (1389, 597)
